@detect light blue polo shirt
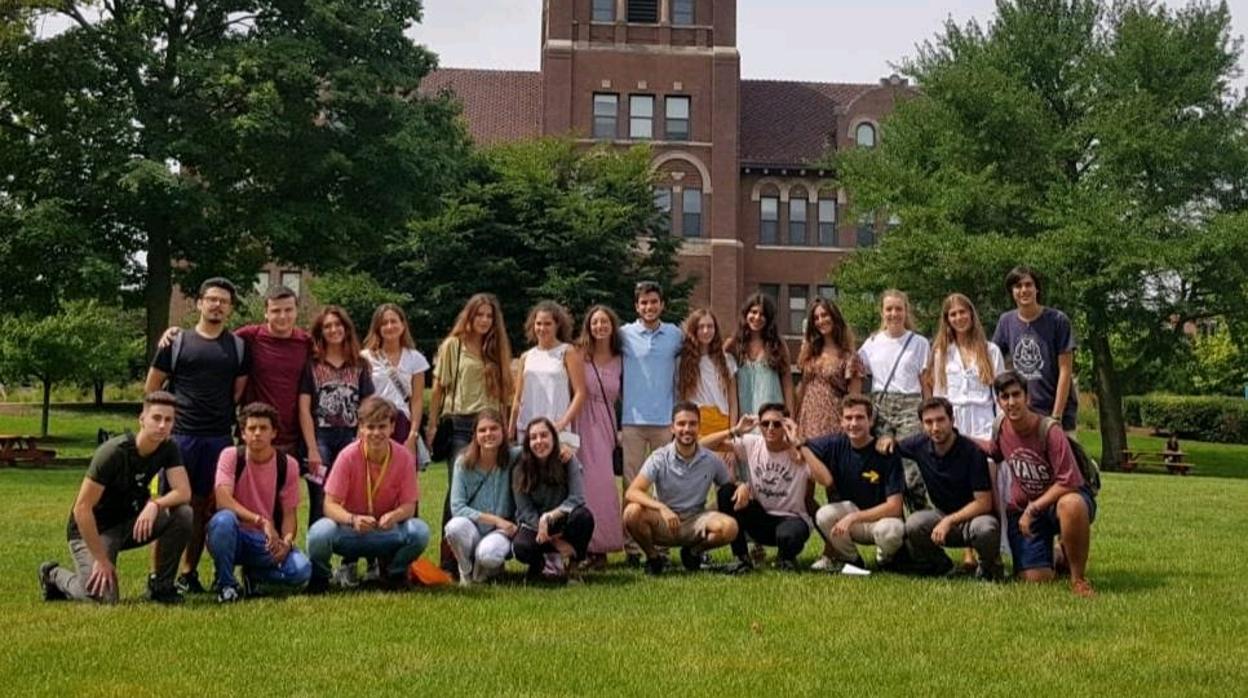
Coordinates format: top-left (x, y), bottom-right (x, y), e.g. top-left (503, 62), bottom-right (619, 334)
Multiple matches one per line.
top-left (619, 320), bottom-right (683, 426)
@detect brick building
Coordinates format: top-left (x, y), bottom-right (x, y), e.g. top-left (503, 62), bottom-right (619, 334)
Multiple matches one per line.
top-left (420, 0), bottom-right (910, 338)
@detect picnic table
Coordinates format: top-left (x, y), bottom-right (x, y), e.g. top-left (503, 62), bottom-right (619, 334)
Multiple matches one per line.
top-left (0, 434), bottom-right (56, 467)
top-left (1121, 448), bottom-right (1193, 475)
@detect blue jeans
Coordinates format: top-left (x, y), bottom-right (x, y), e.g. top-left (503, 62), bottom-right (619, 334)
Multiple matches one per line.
top-left (306, 517), bottom-right (431, 582)
top-left (205, 510), bottom-right (312, 591)
top-left (307, 426), bottom-right (358, 527)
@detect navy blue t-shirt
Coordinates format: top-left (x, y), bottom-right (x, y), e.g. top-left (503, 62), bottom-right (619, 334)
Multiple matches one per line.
top-left (896, 433), bottom-right (991, 514)
top-left (992, 307), bottom-right (1078, 428)
top-left (151, 329), bottom-right (249, 436)
top-left (805, 434), bottom-right (903, 510)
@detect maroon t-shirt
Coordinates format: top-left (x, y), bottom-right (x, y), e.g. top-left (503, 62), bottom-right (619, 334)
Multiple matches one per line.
top-left (235, 324), bottom-right (312, 448)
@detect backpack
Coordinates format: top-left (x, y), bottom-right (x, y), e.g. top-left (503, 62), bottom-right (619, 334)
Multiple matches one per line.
top-left (233, 446), bottom-right (291, 530)
top-left (992, 415), bottom-right (1101, 496)
top-left (171, 330), bottom-right (246, 373)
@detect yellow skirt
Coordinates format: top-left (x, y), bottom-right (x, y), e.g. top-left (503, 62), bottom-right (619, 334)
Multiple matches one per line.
top-left (698, 406), bottom-right (731, 437)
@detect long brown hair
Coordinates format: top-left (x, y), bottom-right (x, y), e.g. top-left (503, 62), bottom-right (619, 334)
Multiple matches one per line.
top-left (678, 308), bottom-right (732, 402)
top-left (513, 417), bottom-right (567, 494)
top-left (442, 293), bottom-right (513, 403)
top-left (310, 305), bottom-right (364, 368)
top-left (575, 304), bottom-right (622, 357)
top-left (728, 292), bottom-right (789, 372)
top-left (363, 303), bottom-right (415, 352)
top-left (460, 408), bottom-right (509, 471)
top-left (797, 297), bottom-right (856, 369)
top-left (524, 300), bottom-right (574, 345)
top-left (931, 293), bottom-right (996, 389)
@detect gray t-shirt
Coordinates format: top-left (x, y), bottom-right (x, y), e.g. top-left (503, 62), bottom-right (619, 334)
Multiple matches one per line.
top-left (992, 307), bottom-right (1078, 429)
top-left (639, 442), bottom-right (731, 516)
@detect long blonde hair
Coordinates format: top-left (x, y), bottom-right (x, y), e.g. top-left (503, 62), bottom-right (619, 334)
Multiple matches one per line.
top-left (442, 293), bottom-right (513, 404)
top-left (678, 309), bottom-right (732, 403)
top-left (931, 293), bottom-right (996, 389)
top-left (876, 288), bottom-right (917, 333)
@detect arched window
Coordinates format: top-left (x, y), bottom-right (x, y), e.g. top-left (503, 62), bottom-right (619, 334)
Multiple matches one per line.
top-left (855, 122), bottom-right (877, 148)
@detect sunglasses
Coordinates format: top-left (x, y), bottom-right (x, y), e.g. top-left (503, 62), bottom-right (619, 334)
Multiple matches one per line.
top-left (759, 420), bottom-right (784, 429)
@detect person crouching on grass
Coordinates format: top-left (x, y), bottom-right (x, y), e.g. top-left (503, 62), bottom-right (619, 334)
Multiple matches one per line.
top-left (206, 402), bottom-right (311, 603)
top-left (305, 397), bottom-right (430, 593)
top-left (511, 418), bottom-right (595, 583)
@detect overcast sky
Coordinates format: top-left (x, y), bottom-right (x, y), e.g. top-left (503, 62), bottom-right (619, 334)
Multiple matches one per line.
top-left (409, 0), bottom-right (1248, 91)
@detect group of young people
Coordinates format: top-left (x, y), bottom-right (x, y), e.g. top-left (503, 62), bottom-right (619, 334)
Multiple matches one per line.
top-left (37, 264), bottom-right (1099, 604)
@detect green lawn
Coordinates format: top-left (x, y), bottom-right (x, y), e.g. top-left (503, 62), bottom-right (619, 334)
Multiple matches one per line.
top-left (0, 404), bottom-right (138, 461)
top-left (4, 451), bottom-right (1247, 695)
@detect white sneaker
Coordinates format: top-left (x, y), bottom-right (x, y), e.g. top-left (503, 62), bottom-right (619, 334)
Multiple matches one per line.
top-left (331, 563), bottom-right (360, 589)
top-left (810, 555), bottom-right (835, 572)
top-left (458, 573), bottom-right (473, 588)
top-left (363, 559), bottom-right (381, 583)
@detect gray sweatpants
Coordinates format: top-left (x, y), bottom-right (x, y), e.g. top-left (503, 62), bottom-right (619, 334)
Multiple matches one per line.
top-left (904, 508), bottom-right (1001, 566)
top-left (52, 505), bottom-right (192, 603)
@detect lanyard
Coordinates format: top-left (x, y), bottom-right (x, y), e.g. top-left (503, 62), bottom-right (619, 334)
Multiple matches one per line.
top-left (363, 444), bottom-right (392, 516)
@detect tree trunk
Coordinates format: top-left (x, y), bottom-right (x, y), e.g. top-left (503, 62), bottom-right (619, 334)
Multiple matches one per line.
top-left (94, 380), bottom-right (105, 407)
top-left (1089, 332), bottom-right (1127, 471)
top-left (40, 376), bottom-right (51, 438)
top-left (145, 229), bottom-right (173, 362)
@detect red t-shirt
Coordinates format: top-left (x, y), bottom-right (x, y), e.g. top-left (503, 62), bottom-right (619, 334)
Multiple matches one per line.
top-left (214, 447), bottom-right (301, 531)
top-left (325, 440), bottom-right (420, 517)
top-left (235, 324), bottom-right (312, 447)
top-left (995, 418), bottom-right (1084, 513)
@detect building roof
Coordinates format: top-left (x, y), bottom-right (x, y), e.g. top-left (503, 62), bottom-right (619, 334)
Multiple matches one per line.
top-left (420, 68), bottom-right (543, 146)
top-left (738, 79), bottom-right (877, 167)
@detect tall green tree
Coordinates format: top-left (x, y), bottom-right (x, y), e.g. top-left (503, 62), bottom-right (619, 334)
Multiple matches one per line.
top-left (0, 1), bottom-right (471, 355)
top-left (834, 0), bottom-right (1248, 468)
top-left (380, 138), bottom-right (693, 348)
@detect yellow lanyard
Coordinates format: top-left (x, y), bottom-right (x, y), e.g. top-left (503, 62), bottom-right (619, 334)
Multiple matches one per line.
top-left (363, 444), bottom-right (392, 516)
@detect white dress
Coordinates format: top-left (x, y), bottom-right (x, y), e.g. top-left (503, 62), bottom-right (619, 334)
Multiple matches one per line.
top-left (516, 343), bottom-right (578, 447)
top-left (932, 342), bottom-right (1006, 439)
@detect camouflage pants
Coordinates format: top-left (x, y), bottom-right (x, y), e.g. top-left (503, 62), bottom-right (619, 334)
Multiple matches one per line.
top-left (872, 391), bottom-right (930, 515)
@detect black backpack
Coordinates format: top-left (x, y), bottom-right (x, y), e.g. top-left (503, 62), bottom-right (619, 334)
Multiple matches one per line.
top-left (233, 446), bottom-right (291, 530)
top-left (992, 415), bottom-right (1101, 496)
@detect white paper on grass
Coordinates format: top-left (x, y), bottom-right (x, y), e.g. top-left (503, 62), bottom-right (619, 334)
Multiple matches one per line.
top-left (841, 563), bottom-right (871, 576)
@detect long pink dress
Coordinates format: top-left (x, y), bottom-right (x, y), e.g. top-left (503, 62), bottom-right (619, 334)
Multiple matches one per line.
top-left (573, 354), bottom-right (624, 554)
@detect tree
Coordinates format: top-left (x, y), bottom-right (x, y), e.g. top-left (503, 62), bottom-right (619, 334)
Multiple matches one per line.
top-left (0, 1), bottom-right (472, 356)
top-left (377, 138), bottom-right (694, 349)
top-left (834, 0), bottom-right (1248, 468)
top-left (310, 270), bottom-right (414, 338)
top-left (0, 301), bottom-right (135, 435)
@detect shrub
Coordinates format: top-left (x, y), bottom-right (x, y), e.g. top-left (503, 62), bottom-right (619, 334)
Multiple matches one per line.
top-left (1125, 394), bottom-right (1248, 444)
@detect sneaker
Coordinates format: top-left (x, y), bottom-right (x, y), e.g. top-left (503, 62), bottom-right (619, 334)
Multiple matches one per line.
top-left (719, 558), bottom-right (754, 575)
top-left (1071, 577), bottom-right (1095, 598)
top-left (305, 576), bottom-right (330, 595)
top-left (331, 563), bottom-right (360, 589)
top-left (39, 561), bottom-right (67, 601)
top-left (975, 561), bottom-right (1006, 583)
top-left (625, 553), bottom-right (643, 569)
top-left (750, 544), bottom-right (767, 564)
top-left (644, 556), bottom-right (667, 576)
top-left (363, 559), bottom-right (381, 584)
top-left (541, 553), bottom-right (567, 580)
top-left (810, 555), bottom-right (836, 572)
top-left (679, 546), bottom-right (705, 572)
top-left (147, 574), bottom-right (185, 605)
top-left (776, 558), bottom-right (798, 572)
top-left (217, 584), bottom-right (242, 604)
top-left (175, 570), bottom-right (206, 594)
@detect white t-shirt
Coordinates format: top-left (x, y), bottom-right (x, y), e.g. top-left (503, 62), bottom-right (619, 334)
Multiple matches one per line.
top-left (859, 331), bottom-right (930, 395)
top-left (363, 347), bottom-right (430, 418)
top-left (692, 353), bottom-right (738, 415)
top-left (734, 433), bottom-right (808, 520)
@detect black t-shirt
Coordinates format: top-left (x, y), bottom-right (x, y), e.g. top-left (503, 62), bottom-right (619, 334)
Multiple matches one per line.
top-left (806, 433), bottom-right (903, 510)
top-left (896, 432), bottom-right (991, 514)
top-left (66, 435), bottom-right (184, 537)
top-left (151, 329), bottom-right (249, 436)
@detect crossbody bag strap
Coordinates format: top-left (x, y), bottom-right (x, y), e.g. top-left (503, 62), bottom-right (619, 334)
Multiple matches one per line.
top-left (880, 331), bottom-right (915, 395)
top-left (589, 355), bottom-right (618, 429)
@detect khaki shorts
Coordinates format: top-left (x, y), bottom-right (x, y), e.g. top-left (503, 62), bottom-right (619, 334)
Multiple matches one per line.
top-left (650, 510), bottom-right (722, 547)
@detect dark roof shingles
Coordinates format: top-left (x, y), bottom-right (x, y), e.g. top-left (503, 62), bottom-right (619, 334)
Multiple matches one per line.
top-left (420, 68), bottom-right (543, 145)
top-left (738, 80), bottom-right (876, 166)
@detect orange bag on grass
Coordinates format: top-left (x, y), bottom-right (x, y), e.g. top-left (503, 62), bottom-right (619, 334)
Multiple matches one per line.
top-left (408, 557), bottom-right (453, 587)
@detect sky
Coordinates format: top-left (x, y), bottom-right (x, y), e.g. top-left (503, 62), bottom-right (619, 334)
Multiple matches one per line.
top-left (408, 0), bottom-right (1248, 91)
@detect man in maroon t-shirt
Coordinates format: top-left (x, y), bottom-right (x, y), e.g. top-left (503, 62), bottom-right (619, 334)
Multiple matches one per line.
top-left (991, 370), bottom-right (1095, 597)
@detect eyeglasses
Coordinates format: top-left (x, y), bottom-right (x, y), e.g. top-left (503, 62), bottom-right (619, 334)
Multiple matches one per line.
top-left (759, 420), bottom-right (784, 430)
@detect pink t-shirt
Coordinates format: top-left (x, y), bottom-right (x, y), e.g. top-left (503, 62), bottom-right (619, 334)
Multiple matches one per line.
top-left (734, 434), bottom-right (809, 520)
top-left (996, 419), bottom-right (1084, 513)
top-left (325, 440), bottom-right (420, 516)
top-left (215, 447), bottom-right (301, 531)
top-left (235, 324), bottom-right (313, 448)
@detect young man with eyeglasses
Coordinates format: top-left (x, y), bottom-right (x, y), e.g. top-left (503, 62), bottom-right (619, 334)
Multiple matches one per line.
top-left (702, 404), bottom-right (834, 572)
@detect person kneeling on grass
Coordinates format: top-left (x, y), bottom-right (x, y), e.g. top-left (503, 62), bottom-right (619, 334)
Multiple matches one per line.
top-left (443, 409), bottom-right (520, 587)
top-left (801, 394), bottom-right (905, 571)
top-left (512, 418), bottom-right (596, 583)
top-left (702, 405), bottom-right (833, 573)
top-left (305, 397), bottom-right (430, 593)
top-left (39, 391), bottom-right (192, 604)
top-left (207, 402), bottom-right (311, 603)
top-left (623, 401), bottom-right (738, 576)
top-left (990, 371), bottom-right (1096, 597)
top-left (878, 397), bottom-right (1002, 580)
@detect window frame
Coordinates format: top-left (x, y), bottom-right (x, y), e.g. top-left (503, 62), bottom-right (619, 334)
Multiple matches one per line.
top-left (759, 195), bottom-right (779, 245)
top-left (787, 285), bottom-right (808, 335)
top-left (681, 188), bottom-right (702, 238)
top-left (653, 186), bottom-right (672, 234)
top-left (671, 0), bottom-right (695, 25)
top-left (817, 198), bottom-right (837, 247)
top-left (665, 95), bottom-right (690, 141)
top-left (788, 196), bottom-right (808, 246)
top-left (626, 0), bottom-right (659, 24)
top-left (855, 122), bottom-right (877, 148)
top-left (629, 94), bottom-right (655, 140)
top-left (592, 93), bottom-right (619, 140)
top-left (592, 0), bottom-right (616, 22)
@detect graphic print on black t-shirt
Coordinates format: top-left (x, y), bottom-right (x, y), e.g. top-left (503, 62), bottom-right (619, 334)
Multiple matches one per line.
top-left (1012, 331), bottom-right (1046, 381)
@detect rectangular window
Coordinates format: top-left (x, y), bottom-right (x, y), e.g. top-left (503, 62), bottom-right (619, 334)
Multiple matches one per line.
top-left (788, 198), bottom-right (808, 245)
top-left (671, 0), bottom-right (695, 25)
top-left (627, 0), bottom-right (659, 23)
top-left (818, 198), bottom-right (837, 247)
top-left (856, 213), bottom-right (877, 248)
top-left (280, 271), bottom-right (301, 298)
top-left (681, 188), bottom-right (702, 238)
top-left (818, 284), bottom-right (838, 301)
top-left (759, 284), bottom-right (780, 309)
top-left (629, 95), bottom-right (654, 139)
top-left (654, 186), bottom-right (672, 234)
top-left (760, 196), bottom-right (779, 245)
top-left (593, 93), bottom-right (618, 140)
top-left (254, 272), bottom-right (270, 295)
top-left (788, 286), bottom-right (808, 335)
top-left (665, 96), bottom-right (690, 141)
top-left (592, 0), bottom-right (615, 22)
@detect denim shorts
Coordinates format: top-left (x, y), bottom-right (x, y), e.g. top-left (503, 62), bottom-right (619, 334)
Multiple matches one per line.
top-left (162, 433), bottom-right (234, 498)
top-left (1006, 487), bottom-right (1097, 572)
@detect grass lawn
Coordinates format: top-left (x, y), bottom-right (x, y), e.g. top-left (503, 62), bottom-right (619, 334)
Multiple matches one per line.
top-left (4, 442), bottom-right (1248, 695)
top-left (0, 404), bottom-right (138, 461)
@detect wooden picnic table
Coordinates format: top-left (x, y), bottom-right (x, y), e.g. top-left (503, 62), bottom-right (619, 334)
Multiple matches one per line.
top-left (1121, 448), bottom-right (1193, 475)
top-left (0, 434), bottom-right (56, 467)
